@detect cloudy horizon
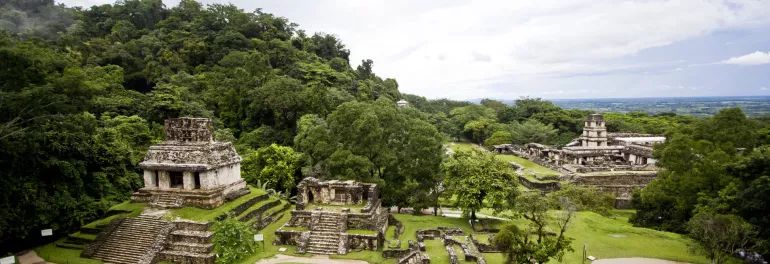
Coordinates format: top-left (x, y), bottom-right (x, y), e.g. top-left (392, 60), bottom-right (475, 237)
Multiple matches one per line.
top-left (59, 0), bottom-right (770, 100)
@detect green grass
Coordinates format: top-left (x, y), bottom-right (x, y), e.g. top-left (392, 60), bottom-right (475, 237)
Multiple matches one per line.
top-left (36, 240), bottom-right (102, 264)
top-left (554, 211), bottom-right (712, 264)
top-left (493, 153), bottom-right (560, 177)
top-left (83, 201), bottom-right (146, 228)
top-left (241, 209), bottom-right (720, 264)
top-left (447, 142), bottom-right (484, 153)
top-left (70, 231), bottom-right (97, 241)
top-left (168, 186), bottom-right (266, 221)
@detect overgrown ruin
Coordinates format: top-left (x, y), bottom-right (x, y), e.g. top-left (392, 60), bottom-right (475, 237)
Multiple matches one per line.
top-left (274, 177), bottom-right (388, 255)
top-left (83, 118), bottom-right (254, 264)
top-left (131, 117), bottom-right (248, 209)
top-left (498, 113), bottom-right (665, 207)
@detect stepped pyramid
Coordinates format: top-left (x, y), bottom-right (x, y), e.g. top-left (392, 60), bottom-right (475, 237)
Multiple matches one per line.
top-left (85, 215), bottom-right (173, 264)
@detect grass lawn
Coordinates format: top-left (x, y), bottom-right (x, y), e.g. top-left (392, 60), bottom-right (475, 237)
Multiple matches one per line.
top-left (493, 153), bottom-right (560, 178)
top-left (168, 186), bottom-right (267, 221)
top-left (36, 240), bottom-right (102, 264)
top-left (557, 211), bottom-right (712, 264)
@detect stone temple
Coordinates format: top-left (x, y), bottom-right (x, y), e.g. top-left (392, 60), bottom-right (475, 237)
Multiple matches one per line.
top-left (131, 117), bottom-right (248, 208)
top-left (498, 113), bottom-right (666, 208)
top-left (275, 177), bottom-right (388, 255)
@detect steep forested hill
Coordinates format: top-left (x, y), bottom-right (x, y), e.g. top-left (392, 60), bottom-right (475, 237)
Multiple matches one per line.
top-left (0, 0), bottom-right (400, 251)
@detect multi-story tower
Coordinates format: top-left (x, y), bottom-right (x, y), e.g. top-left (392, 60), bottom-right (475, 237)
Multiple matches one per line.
top-left (580, 113), bottom-right (608, 147)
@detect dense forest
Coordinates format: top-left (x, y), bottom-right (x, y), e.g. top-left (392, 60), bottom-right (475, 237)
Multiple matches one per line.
top-left (2, 0), bottom-right (769, 261)
top-left (0, 0), bottom-right (403, 251)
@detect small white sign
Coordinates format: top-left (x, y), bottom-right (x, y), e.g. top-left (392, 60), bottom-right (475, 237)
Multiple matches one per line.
top-left (41, 229), bottom-right (53, 237)
top-left (254, 234), bottom-right (264, 241)
top-left (587, 256), bottom-right (596, 261)
top-left (0, 256), bottom-right (15, 264)
top-left (278, 247), bottom-right (287, 252)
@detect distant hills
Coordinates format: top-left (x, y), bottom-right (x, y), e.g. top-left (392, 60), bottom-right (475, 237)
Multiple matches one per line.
top-left (469, 96), bottom-right (770, 116)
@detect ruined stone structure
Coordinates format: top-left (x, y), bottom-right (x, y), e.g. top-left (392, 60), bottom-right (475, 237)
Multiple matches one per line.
top-left (131, 118), bottom-right (248, 209)
top-left (515, 113), bottom-right (666, 208)
top-left (275, 177), bottom-right (388, 255)
top-left (520, 113), bottom-right (664, 170)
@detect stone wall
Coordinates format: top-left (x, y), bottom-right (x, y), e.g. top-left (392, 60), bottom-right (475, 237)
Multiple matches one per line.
top-left (132, 180), bottom-right (247, 209)
top-left (287, 210), bottom-right (312, 228)
top-left (517, 176), bottom-right (561, 192)
top-left (347, 234), bottom-right (380, 251)
top-left (274, 230), bottom-right (304, 246)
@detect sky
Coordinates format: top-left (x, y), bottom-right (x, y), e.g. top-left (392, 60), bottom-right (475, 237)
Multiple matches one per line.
top-left (59, 0), bottom-right (770, 100)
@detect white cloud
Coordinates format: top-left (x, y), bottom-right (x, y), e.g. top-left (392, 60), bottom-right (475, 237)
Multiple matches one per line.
top-left (57, 0), bottom-right (770, 99)
top-left (722, 51), bottom-right (770, 65)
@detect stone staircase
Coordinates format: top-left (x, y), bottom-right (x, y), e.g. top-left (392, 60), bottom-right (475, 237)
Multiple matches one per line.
top-left (90, 215), bottom-right (172, 264)
top-left (151, 193), bottom-right (183, 209)
top-left (306, 231), bottom-right (341, 254)
top-left (306, 212), bottom-right (343, 254)
top-left (158, 220), bottom-right (216, 264)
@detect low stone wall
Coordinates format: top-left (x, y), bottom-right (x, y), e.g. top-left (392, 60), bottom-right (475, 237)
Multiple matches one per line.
top-left (347, 233), bottom-right (380, 251)
top-left (574, 174), bottom-right (656, 186)
top-left (158, 251), bottom-right (214, 264)
top-left (518, 176), bottom-right (561, 192)
top-left (445, 244), bottom-right (459, 264)
top-left (238, 199), bottom-right (280, 222)
top-left (469, 234), bottom-right (500, 253)
top-left (398, 250), bottom-right (430, 264)
top-left (383, 248), bottom-right (413, 259)
top-left (226, 193), bottom-right (269, 217)
top-left (273, 230), bottom-right (304, 246)
top-left (254, 202), bottom-right (291, 230)
top-left (287, 210), bottom-right (312, 228)
top-left (173, 220), bottom-right (211, 232)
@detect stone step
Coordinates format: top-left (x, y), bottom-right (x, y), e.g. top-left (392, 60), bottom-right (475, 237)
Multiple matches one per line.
top-left (167, 241), bottom-right (214, 253)
top-left (159, 250), bottom-right (216, 258)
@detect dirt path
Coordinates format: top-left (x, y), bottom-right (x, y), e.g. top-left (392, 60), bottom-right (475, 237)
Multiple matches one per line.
top-left (592, 258), bottom-right (687, 264)
top-left (16, 250), bottom-right (50, 264)
top-left (254, 254), bottom-right (369, 264)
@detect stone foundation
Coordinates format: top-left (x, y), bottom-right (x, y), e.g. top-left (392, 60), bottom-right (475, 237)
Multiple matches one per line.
top-left (131, 179), bottom-right (247, 209)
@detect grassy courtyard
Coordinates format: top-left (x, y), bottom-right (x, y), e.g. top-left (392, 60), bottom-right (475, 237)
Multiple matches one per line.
top-left (448, 142), bottom-right (561, 181)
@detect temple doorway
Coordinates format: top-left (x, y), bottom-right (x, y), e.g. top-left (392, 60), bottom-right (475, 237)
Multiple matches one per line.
top-left (170, 171), bottom-right (184, 188)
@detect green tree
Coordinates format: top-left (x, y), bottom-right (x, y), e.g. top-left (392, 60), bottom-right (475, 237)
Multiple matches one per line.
top-left (294, 99), bottom-right (444, 208)
top-left (212, 217), bottom-right (259, 264)
top-left (241, 144), bottom-right (301, 192)
top-left (687, 212), bottom-right (756, 264)
top-left (510, 119), bottom-right (559, 145)
top-left (494, 192), bottom-right (575, 263)
top-left (442, 149), bottom-right (518, 221)
top-left (484, 130), bottom-right (513, 148)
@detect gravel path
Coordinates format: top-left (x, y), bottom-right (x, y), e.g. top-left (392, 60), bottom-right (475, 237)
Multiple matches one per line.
top-left (592, 258), bottom-right (687, 264)
top-left (254, 254), bottom-right (369, 264)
